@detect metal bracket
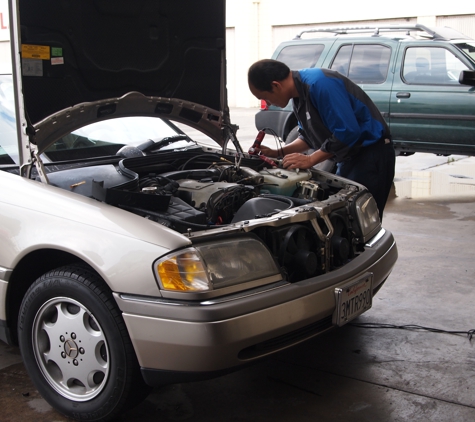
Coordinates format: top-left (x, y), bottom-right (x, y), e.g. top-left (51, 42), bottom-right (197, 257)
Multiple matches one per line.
top-left (31, 148), bottom-right (49, 184)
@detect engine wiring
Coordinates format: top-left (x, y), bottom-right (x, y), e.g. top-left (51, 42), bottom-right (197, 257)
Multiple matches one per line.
top-left (349, 322), bottom-right (475, 342)
top-left (260, 127), bottom-right (286, 157)
top-left (179, 153), bottom-right (225, 170)
top-left (206, 185), bottom-right (256, 224)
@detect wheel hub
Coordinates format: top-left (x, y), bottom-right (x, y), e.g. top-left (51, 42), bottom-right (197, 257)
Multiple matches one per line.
top-left (64, 338), bottom-right (79, 359)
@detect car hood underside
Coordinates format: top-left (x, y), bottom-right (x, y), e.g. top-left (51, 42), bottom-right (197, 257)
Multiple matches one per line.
top-left (10, 0), bottom-right (229, 151)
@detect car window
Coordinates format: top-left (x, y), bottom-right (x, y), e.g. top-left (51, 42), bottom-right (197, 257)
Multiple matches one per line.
top-left (276, 44), bottom-right (325, 69)
top-left (0, 75), bottom-right (19, 165)
top-left (330, 45), bottom-right (352, 76)
top-left (0, 84), bottom-right (223, 166)
top-left (455, 42), bottom-right (475, 63)
top-left (402, 46), bottom-right (469, 84)
top-left (43, 117), bottom-right (187, 162)
top-left (330, 44), bottom-right (391, 84)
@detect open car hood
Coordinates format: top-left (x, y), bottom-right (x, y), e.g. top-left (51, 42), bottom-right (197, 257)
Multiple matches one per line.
top-left (9, 0), bottom-right (233, 155)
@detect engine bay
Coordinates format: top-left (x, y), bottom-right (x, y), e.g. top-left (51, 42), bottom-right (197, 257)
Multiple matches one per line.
top-left (44, 149), bottom-right (364, 282)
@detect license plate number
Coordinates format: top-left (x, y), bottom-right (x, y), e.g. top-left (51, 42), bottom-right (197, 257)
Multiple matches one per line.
top-left (333, 274), bottom-right (373, 327)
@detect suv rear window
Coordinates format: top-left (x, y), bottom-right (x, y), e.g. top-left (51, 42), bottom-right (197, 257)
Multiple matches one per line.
top-left (331, 44), bottom-right (391, 84)
top-left (276, 44), bottom-right (325, 69)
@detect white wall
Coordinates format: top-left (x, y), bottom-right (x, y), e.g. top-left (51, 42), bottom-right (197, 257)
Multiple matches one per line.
top-left (264, 1), bottom-right (473, 26)
top-left (0, 0), bottom-right (11, 73)
top-left (0, 0), bottom-right (8, 42)
top-left (226, 0), bottom-right (475, 108)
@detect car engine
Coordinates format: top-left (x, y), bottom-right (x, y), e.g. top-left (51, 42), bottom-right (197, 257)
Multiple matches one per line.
top-left (44, 148), bottom-right (369, 283)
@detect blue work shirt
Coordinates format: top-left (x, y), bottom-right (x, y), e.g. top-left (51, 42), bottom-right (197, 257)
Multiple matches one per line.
top-left (292, 68), bottom-right (390, 162)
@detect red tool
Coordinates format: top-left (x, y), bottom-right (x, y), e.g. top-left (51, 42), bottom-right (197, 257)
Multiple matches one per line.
top-left (248, 130), bottom-right (277, 166)
top-left (248, 130), bottom-right (266, 155)
top-left (259, 155), bottom-right (278, 167)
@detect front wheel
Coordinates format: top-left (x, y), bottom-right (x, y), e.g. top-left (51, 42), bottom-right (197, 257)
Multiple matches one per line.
top-left (18, 265), bottom-right (151, 421)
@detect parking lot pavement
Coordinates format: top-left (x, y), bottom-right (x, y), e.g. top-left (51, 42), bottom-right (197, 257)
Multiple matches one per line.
top-left (1, 109), bottom-right (475, 421)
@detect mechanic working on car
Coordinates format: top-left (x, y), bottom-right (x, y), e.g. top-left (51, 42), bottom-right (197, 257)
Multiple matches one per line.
top-left (248, 59), bottom-right (395, 220)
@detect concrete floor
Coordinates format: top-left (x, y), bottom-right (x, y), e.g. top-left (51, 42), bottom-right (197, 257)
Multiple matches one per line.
top-left (1, 109), bottom-right (475, 421)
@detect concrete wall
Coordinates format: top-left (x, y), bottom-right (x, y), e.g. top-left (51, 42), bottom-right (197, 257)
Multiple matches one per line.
top-left (226, 0), bottom-right (475, 108)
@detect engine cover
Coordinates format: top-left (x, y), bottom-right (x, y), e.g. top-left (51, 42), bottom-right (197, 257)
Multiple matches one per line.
top-left (177, 180), bottom-right (238, 209)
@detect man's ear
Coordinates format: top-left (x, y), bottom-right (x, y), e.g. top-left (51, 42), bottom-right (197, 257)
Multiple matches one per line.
top-left (270, 81), bottom-right (282, 92)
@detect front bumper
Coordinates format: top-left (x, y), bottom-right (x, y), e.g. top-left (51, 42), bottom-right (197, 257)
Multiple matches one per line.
top-left (114, 228), bottom-right (397, 386)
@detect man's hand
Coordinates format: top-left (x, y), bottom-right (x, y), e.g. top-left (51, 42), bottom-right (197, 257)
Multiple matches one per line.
top-left (282, 153), bottom-right (314, 169)
top-left (256, 144), bottom-right (278, 158)
top-left (255, 137), bottom-right (312, 159)
top-left (282, 149), bottom-right (334, 170)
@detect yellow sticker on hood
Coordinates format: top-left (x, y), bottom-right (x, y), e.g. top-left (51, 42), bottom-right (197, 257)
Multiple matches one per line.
top-left (22, 44), bottom-right (50, 60)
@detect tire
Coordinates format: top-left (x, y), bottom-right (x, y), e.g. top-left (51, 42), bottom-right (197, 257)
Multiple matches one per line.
top-left (18, 264), bottom-right (151, 421)
top-left (285, 126), bottom-right (300, 145)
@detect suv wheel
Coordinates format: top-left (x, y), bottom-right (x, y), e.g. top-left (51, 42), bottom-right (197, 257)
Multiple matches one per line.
top-left (285, 126), bottom-right (300, 145)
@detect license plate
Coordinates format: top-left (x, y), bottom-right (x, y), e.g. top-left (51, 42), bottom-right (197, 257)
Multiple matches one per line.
top-left (333, 274), bottom-right (373, 327)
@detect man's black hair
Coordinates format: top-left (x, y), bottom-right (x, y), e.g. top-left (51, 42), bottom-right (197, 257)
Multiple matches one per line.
top-left (248, 59), bottom-right (291, 92)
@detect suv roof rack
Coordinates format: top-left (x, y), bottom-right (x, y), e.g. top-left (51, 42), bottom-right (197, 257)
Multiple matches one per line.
top-left (293, 24), bottom-right (470, 41)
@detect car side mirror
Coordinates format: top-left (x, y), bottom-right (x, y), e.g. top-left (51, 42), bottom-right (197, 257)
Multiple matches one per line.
top-left (459, 70), bottom-right (475, 86)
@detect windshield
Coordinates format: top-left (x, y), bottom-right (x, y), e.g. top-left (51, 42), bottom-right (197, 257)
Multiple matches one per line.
top-left (42, 117), bottom-right (223, 162)
top-left (0, 75), bottom-right (18, 165)
top-left (1, 71), bottom-right (225, 166)
top-left (455, 42), bottom-right (475, 66)
top-left (73, 117), bottom-right (180, 145)
top-left (1, 103), bottom-right (223, 165)
top-left (43, 117), bottom-right (182, 161)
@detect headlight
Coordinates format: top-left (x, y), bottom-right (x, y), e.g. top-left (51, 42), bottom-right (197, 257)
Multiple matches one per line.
top-left (156, 250), bottom-right (210, 292)
top-left (154, 237), bottom-right (280, 294)
top-left (353, 192), bottom-right (381, 242)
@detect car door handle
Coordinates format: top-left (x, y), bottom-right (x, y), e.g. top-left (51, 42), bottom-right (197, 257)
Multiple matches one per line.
top-left (396, 92), bottom-right (411, 98)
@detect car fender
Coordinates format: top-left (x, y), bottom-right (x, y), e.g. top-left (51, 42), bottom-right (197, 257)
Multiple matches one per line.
top-left (0, 170), bottom-right (191, 296)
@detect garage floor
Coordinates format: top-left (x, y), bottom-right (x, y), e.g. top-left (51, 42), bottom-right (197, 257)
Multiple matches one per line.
top-left (1, 109), bottom-right (475, 422)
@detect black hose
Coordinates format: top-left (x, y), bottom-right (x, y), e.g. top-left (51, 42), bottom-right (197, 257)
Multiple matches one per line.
top-left (179, 153), bottom-right (223, 170)
top-left (258, 193), bottom-right (313, 208)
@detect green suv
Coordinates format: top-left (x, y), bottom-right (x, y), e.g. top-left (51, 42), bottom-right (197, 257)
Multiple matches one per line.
top-left (255, 25), bottom-right (475, 156)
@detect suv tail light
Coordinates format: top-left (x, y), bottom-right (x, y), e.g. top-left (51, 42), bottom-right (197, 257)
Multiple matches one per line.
top-left (260, 100), bottom-right (268, 110)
